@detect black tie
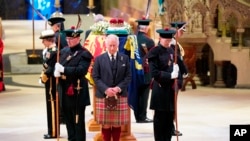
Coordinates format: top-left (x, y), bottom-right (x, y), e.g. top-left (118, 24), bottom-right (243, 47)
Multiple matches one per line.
top-left (111, 55), bottom-right (116, 77)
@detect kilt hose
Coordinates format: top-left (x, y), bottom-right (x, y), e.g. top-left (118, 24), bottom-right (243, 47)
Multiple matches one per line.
top-left (95, 96), bottom-right (129, 125)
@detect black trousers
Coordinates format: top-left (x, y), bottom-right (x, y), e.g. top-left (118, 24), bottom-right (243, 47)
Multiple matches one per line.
top-left (134, 84), bottom-right (150, 121)
top-left (44, 78), bottom-right (58, 137)
top-left (63, 100), bottom-right (86, 141)
top-left (153, 110), bottom-right (174, 141)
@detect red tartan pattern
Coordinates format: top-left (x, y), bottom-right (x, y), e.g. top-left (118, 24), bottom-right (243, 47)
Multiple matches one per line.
top-left (95, 96), bottom-right (129, 126)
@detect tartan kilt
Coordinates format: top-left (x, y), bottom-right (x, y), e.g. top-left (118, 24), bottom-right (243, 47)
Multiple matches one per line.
top-left (95, 96), bottom-right (129, 126)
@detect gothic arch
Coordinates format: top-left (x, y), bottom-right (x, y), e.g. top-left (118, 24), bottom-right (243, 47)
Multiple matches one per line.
top-left (223, 9), bottom-right (243, 28)
top-left (210, 0), bottom-right (223, 16)
top-left (209, 0), bottom-right (224, 28)
top-left (242, 17), bottom-right (250, 27)
top-left (168, 2), bottom-right (184, 22)
top-left (192, 2), bottom-right (207, 16)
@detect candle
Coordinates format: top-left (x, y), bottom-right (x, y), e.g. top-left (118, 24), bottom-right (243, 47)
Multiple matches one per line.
top-left (89, 0), bottom-right (94, 6)
top-left (55, 0), bottom-right (60, 5)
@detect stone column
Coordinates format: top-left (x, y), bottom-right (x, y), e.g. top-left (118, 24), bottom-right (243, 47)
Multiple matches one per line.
top-left (213, 61), bottom-right (225, 87)
top-left (236, 28), bottom-right (245, 50)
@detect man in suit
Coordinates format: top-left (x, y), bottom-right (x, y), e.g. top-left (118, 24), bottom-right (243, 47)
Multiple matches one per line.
top-left (92, 34), bottom-right (131, 141)
top-left (134, 17), bottom-right (155, 123)
top-left (54, 26), bottom-right (93, 141)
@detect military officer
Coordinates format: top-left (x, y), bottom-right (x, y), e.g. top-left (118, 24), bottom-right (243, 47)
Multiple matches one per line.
top-left (54, 26), bottom-right (93, 141)
top-left (134, 17), bottom-right (155, 123)
top-left (148, 28), bottom-right (180, 141)
top-left (39, 29), bottom-right (58, 139)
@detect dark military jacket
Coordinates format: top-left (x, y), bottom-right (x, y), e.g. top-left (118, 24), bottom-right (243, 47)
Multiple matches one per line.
top-left (147, 44), bottom-right (178, 111)
top-left (137, 31), bottom-right (155, 58)
top-left (43, 47), bottom-right (57, 77)
top-left (58, 44), bottom-right (93, 107)
top-left (137, 31), bottom-right (155, 84)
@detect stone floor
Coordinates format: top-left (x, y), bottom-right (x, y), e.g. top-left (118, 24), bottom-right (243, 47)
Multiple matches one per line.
top-left (1, 20), bottom-right (250, 141)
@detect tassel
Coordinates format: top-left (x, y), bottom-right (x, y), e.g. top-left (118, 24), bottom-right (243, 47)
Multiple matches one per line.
top-left (66, 84), bottom-right (74, 96)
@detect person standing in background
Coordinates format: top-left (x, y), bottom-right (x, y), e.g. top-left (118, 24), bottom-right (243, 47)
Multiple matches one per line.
top-left (39, 29), bottom-right (58, 139)
top-left (48, 12), bottom-right (68, 124)
top-left (48, 12), bottom-right (68, 50)
top-left (54, 26), bottom-right (93, 141)
top-left (92, 34), bottom-right (131, 141)
top-left (134, 17), bottom-right (155, 123)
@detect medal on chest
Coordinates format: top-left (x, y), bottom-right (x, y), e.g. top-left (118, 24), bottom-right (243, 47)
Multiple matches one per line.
top-left (45, 52), bottom-right (50, 59)
top-left (168, 54), bottom-right (174, 66)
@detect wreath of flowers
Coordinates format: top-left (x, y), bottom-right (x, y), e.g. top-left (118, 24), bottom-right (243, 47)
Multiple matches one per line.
top-left (90, 21), bottom-right (110, 35)
top-left (90, 19), bottom-right (132, 35)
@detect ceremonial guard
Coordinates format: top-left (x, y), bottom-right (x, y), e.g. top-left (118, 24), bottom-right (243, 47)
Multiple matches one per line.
top-left (147, 28), bottom-right (180, 141)
top-left (48, 12), bottom-right (68, 124)
top-left (39, 29), bottom-right (58, 139)
top-left (170, 22), bottom-right (188, 136)
top-left (48, 12), bottom-right (68, 50)
top-left (54, 26), bottom-right (93, 141)
top-left (134, 17), bottom-right (155, 123)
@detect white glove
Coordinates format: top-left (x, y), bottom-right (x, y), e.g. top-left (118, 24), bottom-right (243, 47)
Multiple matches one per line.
top-left (171, 64), bottom-right (179, 79)
top-left (54, 70), bottom-right (61, 77)
top-left (173, 64), bottom-right (179, 72)
top-left (38, 78), bottom-right (44, 86)
top-left (55, 62), bottom-right (64, 73)
top-left (183, 73), bottom-right (188, 78)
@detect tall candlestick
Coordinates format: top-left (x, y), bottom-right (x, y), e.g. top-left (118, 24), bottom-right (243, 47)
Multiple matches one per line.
top-left (89, 0), bottom-right (94, 6)
top-left (55, 0), bottom-right (60, 8)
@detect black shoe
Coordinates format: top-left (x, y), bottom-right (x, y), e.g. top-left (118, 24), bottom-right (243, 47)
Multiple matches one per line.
top-left (43, 134), bottom-right (57, 139)
top-left (172, 130), bottom-right (183, 136)
top-left (136, 118), bottom-right (153, 123)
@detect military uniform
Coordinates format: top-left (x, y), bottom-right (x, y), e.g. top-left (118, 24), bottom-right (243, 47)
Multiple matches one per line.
top-left (55, 27), bottom-right (93, 141)
top-left (134, 18), bottom-right (155, 123)
top-left (148, 29), bottom-right (180, 141)
top-left (39, 29), bottom-right (58, 139)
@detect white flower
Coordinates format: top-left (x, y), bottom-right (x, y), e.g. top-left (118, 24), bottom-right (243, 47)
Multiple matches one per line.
top-left (90, 21), bottom-right (109, 35)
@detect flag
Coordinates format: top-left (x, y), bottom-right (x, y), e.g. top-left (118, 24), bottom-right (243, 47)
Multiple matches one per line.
top-left (123, 35), bottom-right (144, 112)
top-left (84, 34), bottom-right (106, 85)
top-left (158, 0), bottom-right (165, 15)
